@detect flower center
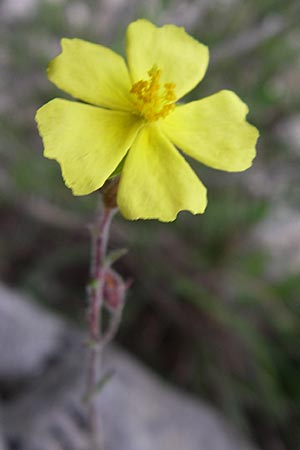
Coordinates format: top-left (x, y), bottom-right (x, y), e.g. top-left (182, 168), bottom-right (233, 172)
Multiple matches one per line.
top-left (130, 65), bottom-right (176, 122)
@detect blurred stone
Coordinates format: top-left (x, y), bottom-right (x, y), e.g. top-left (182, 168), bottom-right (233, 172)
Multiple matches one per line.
top-left (0, 284), bottom-right (256, 450)
top-left (252, 206), bottom-right (300, 279)
top-left (66, 2), bottom-right (91, 28)
top-left (270, 59), bottom-right (300, 105)
top-left (0, 0), bottom-right (38, 20)
top-left (0, 426), bottom-right (6, 450)
top-left (275, 115), bottom-right (300, 155)
top-left (101, 349), bottom-right (256, 450)
top-left (0, 284), bottom-right (64, 380)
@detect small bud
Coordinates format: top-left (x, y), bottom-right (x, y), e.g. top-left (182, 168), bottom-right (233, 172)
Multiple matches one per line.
top-left (103, 268), bottom-right (126, 311)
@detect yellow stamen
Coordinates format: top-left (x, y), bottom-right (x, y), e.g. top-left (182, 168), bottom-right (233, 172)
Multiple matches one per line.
top-left (130, 65), bottom-right (176, 122)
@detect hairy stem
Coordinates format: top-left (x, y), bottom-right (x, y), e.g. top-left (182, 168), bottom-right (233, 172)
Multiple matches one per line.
top-left (86, 203), bottom-right (117, 447)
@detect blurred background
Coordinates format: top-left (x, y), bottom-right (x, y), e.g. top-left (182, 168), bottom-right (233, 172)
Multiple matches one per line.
top-left (1, 0), bottom-right (300, 449)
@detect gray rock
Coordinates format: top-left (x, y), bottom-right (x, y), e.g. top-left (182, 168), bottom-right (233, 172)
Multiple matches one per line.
top-left (275, 115), bottom-right (300, 155)
top-left (252, 206), bottom-right (300, 279)
top-left (0, 284), bottom-right (257, 450)
top-left (0, 425), bottom-right (6, 450)
top-left (0, 284), bottom-right (64, 380)
top-left (101, 349), bottom-right (256, 450)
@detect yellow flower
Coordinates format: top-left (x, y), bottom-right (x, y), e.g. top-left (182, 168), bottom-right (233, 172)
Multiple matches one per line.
top-left (35, 19), bottom-right (259, 222)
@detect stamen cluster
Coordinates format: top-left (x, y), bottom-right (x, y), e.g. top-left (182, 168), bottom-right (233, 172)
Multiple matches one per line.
top-left (130, 65), bottom-right (176, 122)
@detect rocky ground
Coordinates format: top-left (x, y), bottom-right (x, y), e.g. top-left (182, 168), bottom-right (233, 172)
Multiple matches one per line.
top-left (0, 283), bottom-right (257, 450)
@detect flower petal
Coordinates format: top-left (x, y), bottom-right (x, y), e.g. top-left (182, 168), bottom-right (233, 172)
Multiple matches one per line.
top-left (35, 99), bottom-right (142, 195)
top-left (117, 125), bottom-right (207, 222)
top-left (126, 19), bottom-right (209, 100)
top-left (48, 38), bottom-right (134, 111)
top-left (162, 90), bottom-right (259, 172)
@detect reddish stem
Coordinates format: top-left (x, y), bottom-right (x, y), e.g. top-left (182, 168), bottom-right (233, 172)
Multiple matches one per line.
top-left (86, 204), bottom-right (116, 447)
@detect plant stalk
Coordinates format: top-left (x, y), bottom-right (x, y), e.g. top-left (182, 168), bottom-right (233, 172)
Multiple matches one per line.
top-left (86, 203), bottom-right (117, 447)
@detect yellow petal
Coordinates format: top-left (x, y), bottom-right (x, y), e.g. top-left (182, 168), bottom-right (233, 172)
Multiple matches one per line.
top-left (162, 90), bottom-right (259, 172)
top-left (117, 125), bottom-right (207, 222)
top-left (48, 38), bottom-right (134, 111)
top-left (35, 99), bottom-right (142, 195)
top-left (126, 19), bottom-right (209, 100)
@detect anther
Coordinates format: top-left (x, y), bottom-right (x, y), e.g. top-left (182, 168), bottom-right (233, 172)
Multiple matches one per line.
top-left (130, 65), bottom-right (176, 122)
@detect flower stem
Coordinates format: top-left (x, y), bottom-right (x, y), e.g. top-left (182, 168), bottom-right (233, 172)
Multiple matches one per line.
top-left (86, 202), bottom-right (117, 447)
